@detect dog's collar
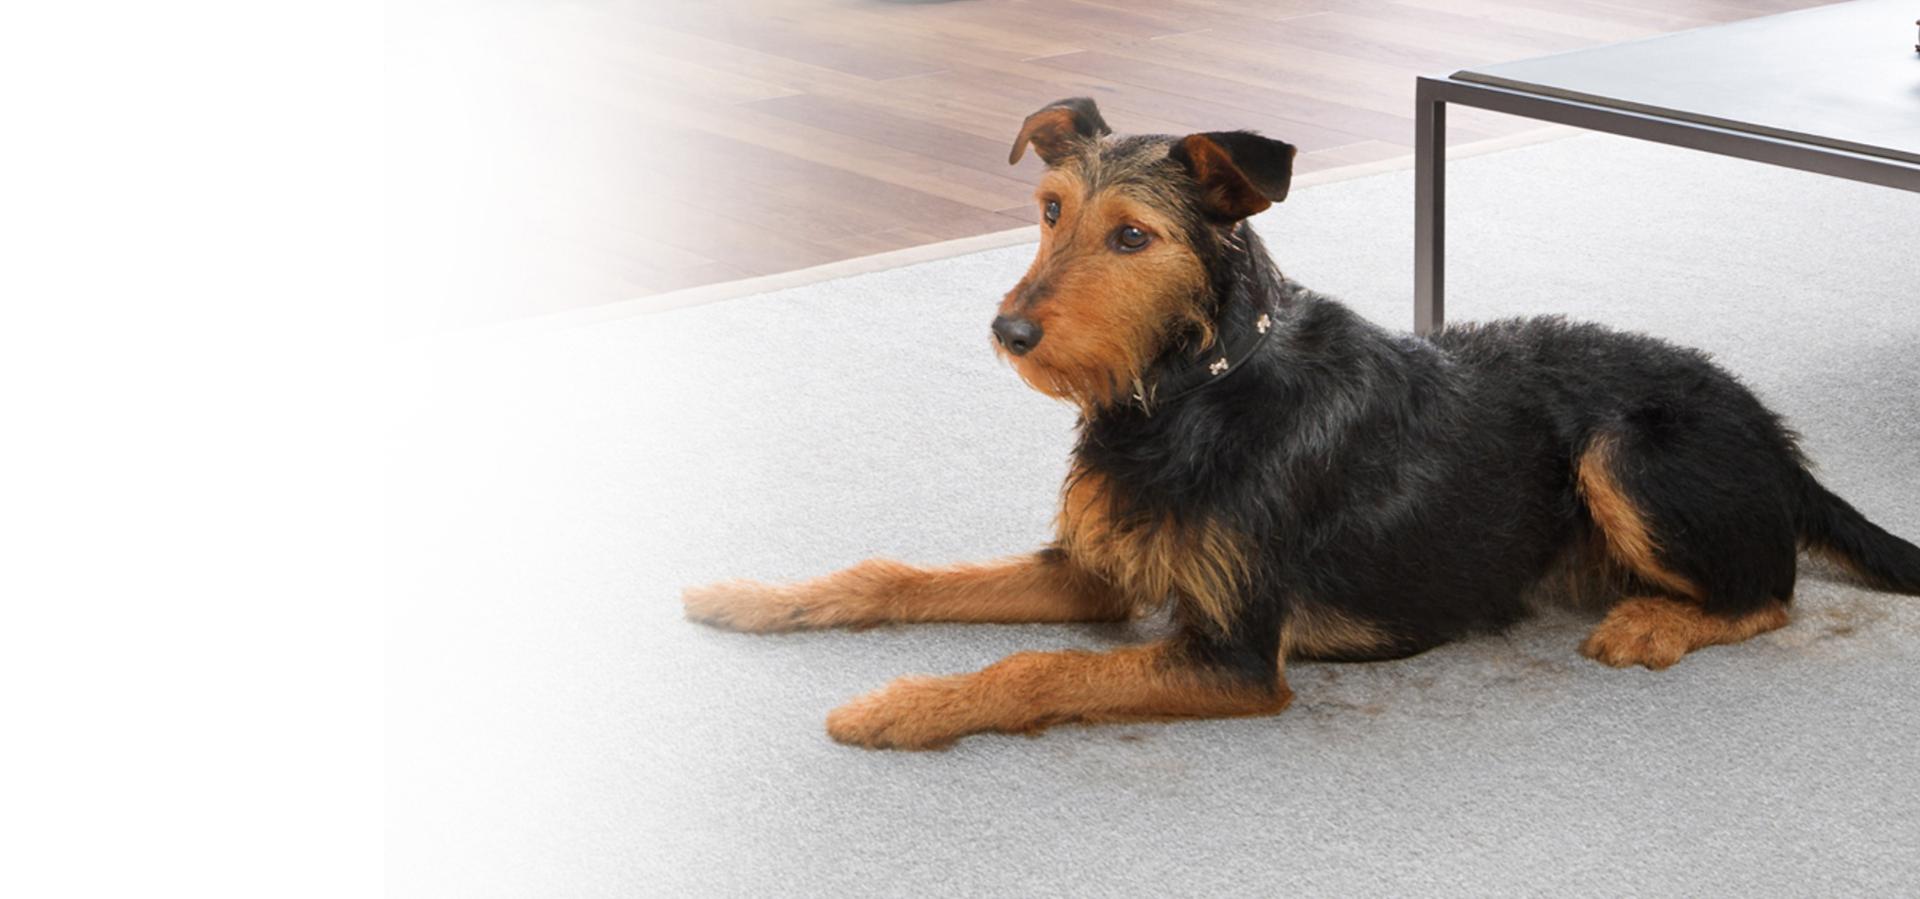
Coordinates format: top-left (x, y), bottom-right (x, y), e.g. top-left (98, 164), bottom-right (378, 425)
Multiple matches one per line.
top-left (1131, 288), bottom-right (1280, 411)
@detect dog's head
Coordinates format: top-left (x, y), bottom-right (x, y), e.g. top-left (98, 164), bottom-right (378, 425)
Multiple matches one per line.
top-left (994, 97), bottom-right (1296, 410)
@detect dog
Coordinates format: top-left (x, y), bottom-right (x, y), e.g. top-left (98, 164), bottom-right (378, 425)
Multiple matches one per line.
top-left (683, 97), bottom-right (1920, 750)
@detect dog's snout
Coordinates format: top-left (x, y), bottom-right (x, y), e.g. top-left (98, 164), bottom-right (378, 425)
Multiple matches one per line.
top-left (992, 315), bottom-right (1043, 356)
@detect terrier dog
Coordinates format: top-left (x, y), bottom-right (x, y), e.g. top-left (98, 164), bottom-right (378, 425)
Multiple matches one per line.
top-left (683, 98), bottom-right (1920, 750)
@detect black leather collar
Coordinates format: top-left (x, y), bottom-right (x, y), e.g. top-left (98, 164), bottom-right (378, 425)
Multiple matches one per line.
top-left (1131, 282), bottom-right (1282, 412)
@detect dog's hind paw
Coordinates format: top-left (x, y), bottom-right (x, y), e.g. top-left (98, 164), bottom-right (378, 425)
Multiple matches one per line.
top-left (1579, 596), bottom-right (1787, 670)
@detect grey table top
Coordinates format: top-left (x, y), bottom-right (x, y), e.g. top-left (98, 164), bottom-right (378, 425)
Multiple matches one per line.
top-left (1457, 0), bottom-right (1920, 164)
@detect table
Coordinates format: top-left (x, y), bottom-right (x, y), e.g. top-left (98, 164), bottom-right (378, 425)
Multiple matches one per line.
top-left (1413, 0), bottom-right (1920, 334)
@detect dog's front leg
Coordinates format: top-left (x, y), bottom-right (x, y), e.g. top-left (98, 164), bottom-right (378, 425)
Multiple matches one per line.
top-left (825, 641), bottom-right (1292, 750)
top-left (681, 550), bottom-right (1129, 632)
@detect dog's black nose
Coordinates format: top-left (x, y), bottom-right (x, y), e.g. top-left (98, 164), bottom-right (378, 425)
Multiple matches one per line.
top-left (992, 315), bottom-right (1043, 356)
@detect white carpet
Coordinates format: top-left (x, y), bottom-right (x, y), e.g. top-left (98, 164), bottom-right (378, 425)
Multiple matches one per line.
top-left (388, 133), bottom-right (1920, 896)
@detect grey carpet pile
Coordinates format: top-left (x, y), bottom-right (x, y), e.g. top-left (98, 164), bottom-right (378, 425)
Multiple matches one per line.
top-left (388, 133), bottom-right (1920, 897)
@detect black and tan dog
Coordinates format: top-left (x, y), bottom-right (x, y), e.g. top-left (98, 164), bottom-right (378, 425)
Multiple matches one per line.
top-left (684, 98), bottom-right (1920, 750)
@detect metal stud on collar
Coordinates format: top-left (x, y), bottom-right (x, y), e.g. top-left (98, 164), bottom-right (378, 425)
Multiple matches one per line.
top-left (1136, 298), bottom-right (1282, 409)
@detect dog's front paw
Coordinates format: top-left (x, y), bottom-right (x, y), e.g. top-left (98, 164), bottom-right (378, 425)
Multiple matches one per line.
top-left (682, 580), bottom-right (816, 632)
top-left (826, 677), bottom-right (974, 750)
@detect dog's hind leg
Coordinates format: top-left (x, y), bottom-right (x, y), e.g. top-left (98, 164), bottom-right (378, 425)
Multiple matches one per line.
top-left (825, 640), bottom-right (1291, 749)
top-left (681, 550), bottom-right (1130, 633)
top-left (1581, 596), bottom-right (1788, 670)
top-left (1573, 430), bottom-right (1796, 669)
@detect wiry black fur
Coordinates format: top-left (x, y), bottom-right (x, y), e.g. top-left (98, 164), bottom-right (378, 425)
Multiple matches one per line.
top-left (1070, 212), bottom-right (1920, 688)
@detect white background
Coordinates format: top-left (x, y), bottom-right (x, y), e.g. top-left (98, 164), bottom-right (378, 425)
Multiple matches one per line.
top-left (2, 3), bottom-right (383, 895)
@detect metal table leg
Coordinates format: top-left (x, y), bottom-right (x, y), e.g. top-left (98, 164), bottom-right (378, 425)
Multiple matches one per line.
top-left (1414, 78), bottom-right (1445, 336)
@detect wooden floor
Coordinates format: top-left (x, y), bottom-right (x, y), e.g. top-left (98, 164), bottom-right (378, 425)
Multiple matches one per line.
top-left (387, 0), bottom-right (1837, 331)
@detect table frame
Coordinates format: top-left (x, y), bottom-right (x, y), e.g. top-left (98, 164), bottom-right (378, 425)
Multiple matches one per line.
top-left (1413, 75), bottom-right (1920, 335)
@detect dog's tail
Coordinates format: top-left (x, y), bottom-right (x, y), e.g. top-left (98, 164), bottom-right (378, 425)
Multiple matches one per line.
top-left (1798, 473), bottom-right (1920, 595)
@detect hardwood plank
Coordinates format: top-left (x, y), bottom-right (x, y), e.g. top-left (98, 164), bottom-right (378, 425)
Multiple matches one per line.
top-left (1296, 139), bottom-right (1418, 173)
top-left (1219, 10), bottom-right (1539, 72)
top-left (1390, 0), bottom-right (1661, 41)
top-left (1027, 51), bottom-right (1392, 147)
top-left (1489, 0), bottom-right (1727, 32)
top-left (1106, 31), bottom-right (1462, 125)
top-left (748, 93), bottom-right (1020, 176)
top-left (649, 91), bottom-right (1039, 208)
top-left (631, 4), bottom-right (948, 81)
top-left (611, 19), bottom-right (881, 96)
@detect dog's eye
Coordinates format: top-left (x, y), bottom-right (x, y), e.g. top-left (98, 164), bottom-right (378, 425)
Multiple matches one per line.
top-left (1043, 200), bottom-right (1060, 226)
top-left (1111, 225), bottom-right (1151, 252)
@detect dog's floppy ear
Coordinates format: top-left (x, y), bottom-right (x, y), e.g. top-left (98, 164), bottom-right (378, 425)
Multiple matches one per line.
top-left (1168, 131), bottom-right (1297, 221)
top-left (1008, 97), bottom-right (1112, 166)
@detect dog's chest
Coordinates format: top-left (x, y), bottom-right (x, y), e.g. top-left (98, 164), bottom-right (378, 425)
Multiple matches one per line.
top-left (1055, 468), bottom-right (1248, 629)
top-left (1056, 470), bottom-right (1153, 594)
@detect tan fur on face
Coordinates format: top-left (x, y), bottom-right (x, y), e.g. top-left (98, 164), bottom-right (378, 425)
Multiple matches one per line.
top-left (998, 165), bottom-right (1211, 411)
top-left (1055, 467), bottom-right (1251, 634)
